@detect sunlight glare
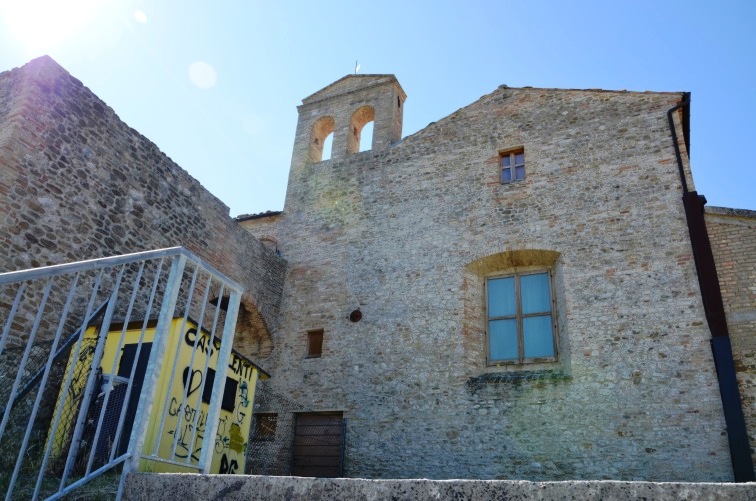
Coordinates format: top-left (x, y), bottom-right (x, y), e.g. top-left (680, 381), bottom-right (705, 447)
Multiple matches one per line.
top-left (188, 61), bottom-right (218, 89)
top-left (133, 10), bottom-right (147, 24)
top-left (0, 0), bottom-right (101, 55)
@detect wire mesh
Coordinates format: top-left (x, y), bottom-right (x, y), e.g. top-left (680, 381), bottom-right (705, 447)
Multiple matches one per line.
top-left (246, 383), bottom-right (322, 476)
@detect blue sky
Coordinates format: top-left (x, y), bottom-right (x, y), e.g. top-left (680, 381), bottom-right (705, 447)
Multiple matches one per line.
top-left (1, 0), bottom-right (754, 216)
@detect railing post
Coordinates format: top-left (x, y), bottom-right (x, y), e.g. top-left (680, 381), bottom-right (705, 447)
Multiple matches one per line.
top-left (61, 266), bottom-right (125, 488)
top-left (199, 289), bottom-right (241, 474)
top-left (118, 255), bottom-right (186, 497)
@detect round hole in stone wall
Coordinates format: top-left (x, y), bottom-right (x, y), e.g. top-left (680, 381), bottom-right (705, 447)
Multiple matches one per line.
top-left (349, 309), bottom-right (362, 322)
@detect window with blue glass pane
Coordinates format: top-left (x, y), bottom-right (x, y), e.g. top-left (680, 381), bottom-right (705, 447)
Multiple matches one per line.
top-left (500, 149), bottom-right (525, 184)
top-left (487, 271), bottom-right (555, 364)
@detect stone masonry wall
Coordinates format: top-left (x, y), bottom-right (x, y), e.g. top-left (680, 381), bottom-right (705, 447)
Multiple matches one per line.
top-left (237, 213), bottom-right (283, 256)
top-left (0, 56), bottom-right (286, 355)
top-left (706, 206), bottom-right (756, 468)
top-left (243, 81), bottom-right (736, 480)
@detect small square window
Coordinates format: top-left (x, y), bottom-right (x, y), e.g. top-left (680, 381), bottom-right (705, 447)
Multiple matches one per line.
top-left (500, 149), bottom-right (525, 184)
top-left (306, 329), bottom-right (324, 358)
top-left (254, 413), bottom-right (277, 441)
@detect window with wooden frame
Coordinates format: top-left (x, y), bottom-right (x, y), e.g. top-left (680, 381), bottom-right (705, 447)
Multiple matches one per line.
top-left (500, 148), bottom-right (525, 184)
top-left (254, 413), bottom-right (277, 441)
top-left (486, 270), bottom-right (557, 364)
top-left (306, 329), bottom-right (324, 358)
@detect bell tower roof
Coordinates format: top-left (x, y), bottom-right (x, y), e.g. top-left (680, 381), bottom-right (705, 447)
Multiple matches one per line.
top-left (301, 74), bottom-right (405, 106)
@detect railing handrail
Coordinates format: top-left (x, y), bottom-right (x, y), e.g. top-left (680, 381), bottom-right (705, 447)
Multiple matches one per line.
top-left (0, 246), bottom-right (243, 293)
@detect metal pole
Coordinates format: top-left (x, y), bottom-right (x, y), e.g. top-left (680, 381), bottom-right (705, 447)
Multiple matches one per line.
top-left (117, 255), bottom-right (186, 499)
top-left (34, 268), bottom-right (105, 500)
top-left (199, 288), bottom-right (241, 473)
top-left (60, 265), bottom-right (126, 489)
top-left (109, 258), bottom-right (165, 465)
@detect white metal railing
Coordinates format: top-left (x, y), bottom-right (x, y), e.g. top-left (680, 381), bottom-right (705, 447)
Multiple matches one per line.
top-left (0, 247), bottom-right (243, 500)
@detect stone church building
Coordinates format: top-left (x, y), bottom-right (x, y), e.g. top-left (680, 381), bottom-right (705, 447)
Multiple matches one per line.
top-left (1, 57), bottom-right (754, 482)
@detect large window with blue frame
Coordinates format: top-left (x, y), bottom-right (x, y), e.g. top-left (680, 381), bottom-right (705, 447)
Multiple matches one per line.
top-left (487, 271), bottom-right (556, 364)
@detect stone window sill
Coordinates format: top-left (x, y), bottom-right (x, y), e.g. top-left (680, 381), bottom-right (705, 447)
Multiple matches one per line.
top-left (465, 370), bottom-right (571, 394)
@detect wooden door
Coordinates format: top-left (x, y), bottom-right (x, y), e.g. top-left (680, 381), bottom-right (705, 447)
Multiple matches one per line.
top-left (291, 412), bottom-right (344, 477)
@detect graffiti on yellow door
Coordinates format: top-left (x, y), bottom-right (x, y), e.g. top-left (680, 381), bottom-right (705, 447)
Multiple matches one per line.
top-left (50, 317), bottom-right (268, 474)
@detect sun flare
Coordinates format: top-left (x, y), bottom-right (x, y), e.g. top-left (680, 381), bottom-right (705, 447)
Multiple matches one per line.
top-left (1, 0), bottom-right (101, 55)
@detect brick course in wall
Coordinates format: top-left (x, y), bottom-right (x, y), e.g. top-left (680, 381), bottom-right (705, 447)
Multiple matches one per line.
top-left (241, 76), bottom-right (744, 480)
top-left (0, 56), bottom-right (286, 355)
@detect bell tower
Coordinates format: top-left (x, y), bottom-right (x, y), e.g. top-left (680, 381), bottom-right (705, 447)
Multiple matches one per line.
top-left (290, 74), bottom-right (406, 165)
